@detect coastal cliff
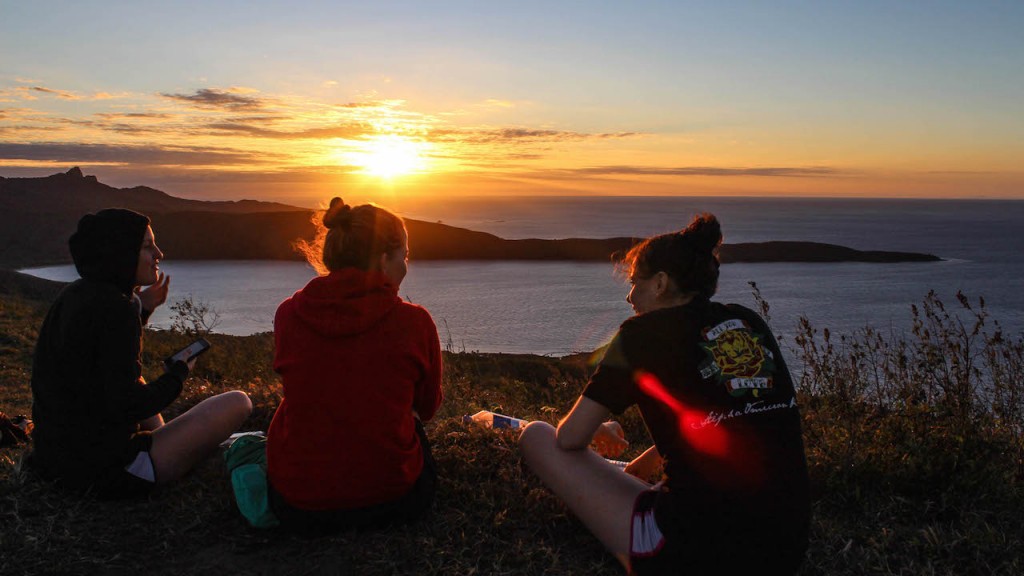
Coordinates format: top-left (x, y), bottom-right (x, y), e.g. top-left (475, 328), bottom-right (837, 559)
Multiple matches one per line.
top-left (0, 168), bottom-right (941, 268)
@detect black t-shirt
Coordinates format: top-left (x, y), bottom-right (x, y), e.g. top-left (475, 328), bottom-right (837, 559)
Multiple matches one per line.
top-left (584, 296), bottom-right (810, 553)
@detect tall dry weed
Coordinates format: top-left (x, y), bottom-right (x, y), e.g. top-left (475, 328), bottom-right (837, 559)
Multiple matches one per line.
top-left (791, 290), bottom-right (1024, 491)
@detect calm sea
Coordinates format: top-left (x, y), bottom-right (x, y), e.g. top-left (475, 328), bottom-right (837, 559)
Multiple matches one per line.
top-left (22, 197), bottom-right (1024, 356)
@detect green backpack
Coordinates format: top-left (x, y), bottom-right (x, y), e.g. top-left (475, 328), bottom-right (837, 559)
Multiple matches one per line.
top-left (223, 434), bottom-right (279, 528)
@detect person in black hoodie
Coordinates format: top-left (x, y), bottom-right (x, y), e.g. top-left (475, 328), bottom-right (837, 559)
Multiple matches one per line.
top-left (29, 208), bottom-right (252, 499)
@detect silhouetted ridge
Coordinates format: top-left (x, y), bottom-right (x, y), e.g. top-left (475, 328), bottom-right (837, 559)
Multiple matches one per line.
top-left (0, 169), bottom-right (942, 268)
top-left (0, 269), bottom-right (66, 301)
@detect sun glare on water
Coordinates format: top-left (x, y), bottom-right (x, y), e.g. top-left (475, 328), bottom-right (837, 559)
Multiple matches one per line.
top-left (352, 135), bottom-right (429, 179)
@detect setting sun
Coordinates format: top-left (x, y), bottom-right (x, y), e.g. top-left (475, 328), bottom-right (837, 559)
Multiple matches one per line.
top-left (352, 135), bottom-right (429, 179)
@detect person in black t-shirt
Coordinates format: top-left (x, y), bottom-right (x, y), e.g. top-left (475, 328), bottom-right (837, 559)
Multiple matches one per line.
top-left (519, 213), bottom-right (810, 575)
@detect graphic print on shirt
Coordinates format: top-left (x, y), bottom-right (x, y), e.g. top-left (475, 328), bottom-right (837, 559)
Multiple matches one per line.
top-left (698, 319), bottom-right (777, 397)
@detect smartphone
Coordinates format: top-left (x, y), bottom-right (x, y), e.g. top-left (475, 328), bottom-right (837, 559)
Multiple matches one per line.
top-left (164, 338), bottom-right (211, 370)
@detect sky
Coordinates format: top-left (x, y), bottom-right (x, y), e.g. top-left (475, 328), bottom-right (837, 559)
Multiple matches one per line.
top-left (2, 0), bottom-right (1023, 207)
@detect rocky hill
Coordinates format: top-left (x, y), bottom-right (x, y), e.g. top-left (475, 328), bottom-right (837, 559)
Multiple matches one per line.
top-left (0, 168), bottom-right (304, 268)
top-left (0, 167), bottom-right (301, 216)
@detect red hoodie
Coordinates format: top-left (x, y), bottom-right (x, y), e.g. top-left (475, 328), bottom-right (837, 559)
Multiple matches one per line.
top-left (267, 268), bottom-right (443, 510)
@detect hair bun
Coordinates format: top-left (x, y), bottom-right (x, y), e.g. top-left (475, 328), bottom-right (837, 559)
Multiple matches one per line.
top-left (684, 213), bottom-right (722, 253)
top-left (323, 197), bottom-right (353, 229)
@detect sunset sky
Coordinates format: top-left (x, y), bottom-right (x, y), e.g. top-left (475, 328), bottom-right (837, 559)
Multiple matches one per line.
top-left (2, 1), bottom-right (1022, 207)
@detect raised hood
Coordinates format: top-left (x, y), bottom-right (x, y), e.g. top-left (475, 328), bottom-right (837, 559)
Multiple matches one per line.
top-left (288, 268), bottom-right (401, 338)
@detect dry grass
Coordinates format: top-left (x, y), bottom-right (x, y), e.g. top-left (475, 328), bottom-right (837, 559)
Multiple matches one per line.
top-left (2, 420), bottom-right (622, 576)
top-left (2, 283), bottom-right (1023, 575)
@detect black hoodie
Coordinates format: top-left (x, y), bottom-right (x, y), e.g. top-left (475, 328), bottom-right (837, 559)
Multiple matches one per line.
top-left (30, 209), bottom-right (188, 494)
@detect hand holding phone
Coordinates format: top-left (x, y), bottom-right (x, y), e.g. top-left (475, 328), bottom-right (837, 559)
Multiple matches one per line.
top-left (164, 338), bottom-right (211, 371)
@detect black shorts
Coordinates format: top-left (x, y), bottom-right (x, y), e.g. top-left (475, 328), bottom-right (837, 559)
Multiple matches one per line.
top-left (268, 420), bottom-right (437, 533)
top-left (93, 432), bottom-right (156, 500)
top-left (628, 489), bottom-right (807, 575)
top-left (628, 489), bottom-right (674, 576)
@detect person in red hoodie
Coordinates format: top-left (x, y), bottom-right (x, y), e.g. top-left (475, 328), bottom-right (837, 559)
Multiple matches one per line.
top-left (267, 197), bottom-right (443, 531)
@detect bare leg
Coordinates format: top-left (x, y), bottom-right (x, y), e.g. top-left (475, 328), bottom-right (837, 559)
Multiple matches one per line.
top-left (139, 413), bottom-right (164, 431)
top-left (519, 421), bottom-right (650, 568)
top-left (150, 390), bottom-right (252, 484)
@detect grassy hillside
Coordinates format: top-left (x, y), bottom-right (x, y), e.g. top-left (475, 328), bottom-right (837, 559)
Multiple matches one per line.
top-left (1, 280), bottom-right (1021, 575)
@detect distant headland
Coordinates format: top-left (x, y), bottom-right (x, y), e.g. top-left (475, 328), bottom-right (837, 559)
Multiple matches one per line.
top-left (0, 168), bottom-right (941, 269)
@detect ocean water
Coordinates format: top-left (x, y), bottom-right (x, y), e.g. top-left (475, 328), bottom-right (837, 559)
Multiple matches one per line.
top-left (21, 197), bottom-right (1024, 356)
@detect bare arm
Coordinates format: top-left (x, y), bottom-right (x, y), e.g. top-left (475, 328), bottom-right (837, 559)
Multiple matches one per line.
top-left (624, 445), bottom-right (663, 481)
top-left (556, 396), bottom-right (626, 453)
top-left (556, 396), bottom-right (607, 450)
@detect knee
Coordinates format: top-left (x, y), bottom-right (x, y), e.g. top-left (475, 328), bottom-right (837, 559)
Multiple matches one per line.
top-left (225, 390), bottom-right (253, 419)
top-left (518, 421), bottom-right (556, 460)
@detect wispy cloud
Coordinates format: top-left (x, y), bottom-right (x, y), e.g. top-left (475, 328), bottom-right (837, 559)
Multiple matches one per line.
top-left (924, 170), bottom-right (997, 175)
top-left (0, 142), bottom-right (272, 166)
top-left (0, 124), bottom-right (68, 136)
top-left (90, 91), bottom-right (133, 100)
top-left (567, 165), bottom-right (843, 177)
top-left (94, 112), bottom-right (173, 120)
top-left (219, 115), bottom-right (284, 124)
top-left (160, 88), bottom-right (266, 111)
top-left (336, 101), bottom-right (383, 109)
top-left (1, 87), bottom-right (38, 101)
top-left (0, 107), bottom-right (45, 120)
top-left (119, 165), bottom-right (363, 183)
top-left (205, 121), bottom-right (374, 140)
top-left (428, 127), bottom-right (640, 143)
top-left (87, 112), bottom-right (175, 134)
top-left (0, 86), bottom-right (132, 102)
top-left (31, 86), bottom-right (81, 100)
top-left (105, 124), bottom-right (165, 135)
top-left (456, 153), bottom-right (545, 166)
top-left (483, 99), bottom-right (515, 108)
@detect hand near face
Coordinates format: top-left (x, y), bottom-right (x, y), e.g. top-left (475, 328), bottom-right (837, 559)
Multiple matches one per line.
top-left (137, 270), bottom-right (170, 313)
